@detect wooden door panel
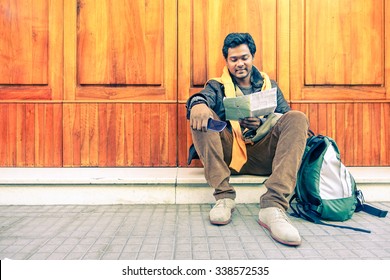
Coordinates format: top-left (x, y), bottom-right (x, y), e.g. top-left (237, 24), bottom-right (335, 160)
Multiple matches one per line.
top-left (191, 0), bottom-right (277, 87)
top-left (291, 0), bottom-right (388, 101)
top-left (0, 103), bottom-right (62, 166)
top-left (63, 103), bottom-right (177, 167)
top-left (0, 0), bottom-right (63, 100)
top-left (0, 0), bottom-right (48, 85)
top-left (305, 0), bottom-right (383, 85)
top-left (65, 0), bottom-right (176, 101)
top-left (77, 0), bottom-right (162, 85)
top-left (190, 0), bottom-right (277, 91)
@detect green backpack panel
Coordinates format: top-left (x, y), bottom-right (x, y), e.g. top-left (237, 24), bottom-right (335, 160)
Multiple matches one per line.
top-left (296, 136), bottom-right (356, 221)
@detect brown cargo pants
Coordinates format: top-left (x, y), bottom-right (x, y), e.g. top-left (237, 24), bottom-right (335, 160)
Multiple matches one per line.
top-left (191, 110), bottom-right (309, 210)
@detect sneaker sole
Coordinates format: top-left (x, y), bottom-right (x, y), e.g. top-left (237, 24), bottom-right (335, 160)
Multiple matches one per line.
top-left (257, 219), bottom-right (301, 246)
top-left (210, 218), bottom-right (231, 225)
top-left (209, 209), bottom-right (235, 225)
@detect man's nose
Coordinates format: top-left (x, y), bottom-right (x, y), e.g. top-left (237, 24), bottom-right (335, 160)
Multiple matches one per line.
top-left (237, 60), bottom-right (244, 67)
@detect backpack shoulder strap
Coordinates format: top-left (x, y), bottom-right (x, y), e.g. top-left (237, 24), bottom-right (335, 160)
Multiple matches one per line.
top-left (355, 190), bottom-right (388, 218)
top-left (289, 195), bottom-right (371, 233)
top-left (294, 135), bottom-right (327, 201)
top-left (359, 204), bottom-right (388, 218)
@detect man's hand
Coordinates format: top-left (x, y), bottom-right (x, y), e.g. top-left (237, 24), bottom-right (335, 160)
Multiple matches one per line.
top-left (239, 117), bottom-right (261, 130)
top-left (190, 103), bottom-right (212, 132)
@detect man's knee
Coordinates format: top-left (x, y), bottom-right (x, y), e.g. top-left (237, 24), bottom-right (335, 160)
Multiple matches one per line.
top-left (282, 110), bottom-right (309, 128)
top-left (285, 110), bottom-right (308, 122)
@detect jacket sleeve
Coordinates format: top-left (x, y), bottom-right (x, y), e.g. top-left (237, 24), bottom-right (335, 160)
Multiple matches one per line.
top-left (185, 80), bottom-right (223, 119)
top-left (272, 80), bottom-right (291, 114)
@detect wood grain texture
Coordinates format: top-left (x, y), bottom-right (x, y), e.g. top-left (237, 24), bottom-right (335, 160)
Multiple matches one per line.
top-left (178, 104), bottom-right (202, 167)
top-left (0, 0), bottom-right (48, 84)
top-left (63, 103), bottom-right (177, 167)
top-left (0, 103), bottom-right (62, 166)
top-left (0, 0), bottom-right (63, 100)
top-left (291, 102), bottom-right (390, 166)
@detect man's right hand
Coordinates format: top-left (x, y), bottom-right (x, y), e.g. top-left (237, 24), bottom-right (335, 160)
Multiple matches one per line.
top-left (190, 103), bottom-right (212, 132)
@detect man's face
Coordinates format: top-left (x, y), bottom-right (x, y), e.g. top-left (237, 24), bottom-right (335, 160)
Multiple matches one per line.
top-left (226, 44), bottom-right (254, 82)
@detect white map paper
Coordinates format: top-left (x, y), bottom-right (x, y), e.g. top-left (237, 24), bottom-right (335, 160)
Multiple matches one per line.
top-left (223, 87), bottom-right (277, 120)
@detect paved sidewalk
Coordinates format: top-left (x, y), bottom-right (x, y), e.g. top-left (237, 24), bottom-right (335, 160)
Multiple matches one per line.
top-left (0, 203), bottom-right (389, 260)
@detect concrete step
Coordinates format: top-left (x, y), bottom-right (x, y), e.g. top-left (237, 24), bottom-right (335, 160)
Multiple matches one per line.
top-left (0, 167), bottom-right (389, 205)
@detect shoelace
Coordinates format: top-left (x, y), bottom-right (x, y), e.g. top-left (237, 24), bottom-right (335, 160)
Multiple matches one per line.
top-left (215, 199), bottom-right (225, 208)
top-left (215, 199), bottom-right (233, 209)
top-left (273, 208), bottom-right (291, 224)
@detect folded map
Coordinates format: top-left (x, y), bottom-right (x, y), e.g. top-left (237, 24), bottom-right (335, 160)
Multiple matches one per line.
top-left (223, 87), bottom-right (277, 120)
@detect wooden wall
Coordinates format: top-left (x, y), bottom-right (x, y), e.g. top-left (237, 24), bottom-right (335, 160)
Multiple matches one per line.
top-left (0, 0), bottom-right (389, 167)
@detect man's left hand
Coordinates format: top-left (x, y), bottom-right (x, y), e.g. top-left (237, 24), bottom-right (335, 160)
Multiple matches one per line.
top-left (239, 117), bottom-right (261, 130)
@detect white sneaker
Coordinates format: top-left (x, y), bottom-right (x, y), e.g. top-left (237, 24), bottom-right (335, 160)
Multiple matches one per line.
top-left (258, 207), bottom-right (302, 246)
top-left (209, 198), bottom-right (235, 225)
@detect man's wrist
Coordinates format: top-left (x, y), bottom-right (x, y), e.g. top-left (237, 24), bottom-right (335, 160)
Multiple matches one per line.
top-left (258, 117), bottom-right (266, 126)
top-left (189, 96), bottom-right (207, 109)
top-left (191, 100), bottom-right (206, 107)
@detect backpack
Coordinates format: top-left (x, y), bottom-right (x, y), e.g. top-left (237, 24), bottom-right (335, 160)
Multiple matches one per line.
top-left (289, 134), bottom-right (388, 233)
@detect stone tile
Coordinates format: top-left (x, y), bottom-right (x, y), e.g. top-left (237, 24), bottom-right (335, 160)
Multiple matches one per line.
top-left (45, 252), bottom-right (68, 260)
top-left (192, 251), bottom-right (210, 260)
top-left (82, 251), bottom-right (103, 260)
top-left (100, 252), bottom-right (122, 260)
top-left (64, 252), bottom-right (84, 260)
top-left (136, 252), bottom-right (155, 260)
top-left (119, 252), bottom-right (138, 260)
top-left (155, 251), bottom-right (174, 260)
top-left (263, 249), bottom-right (285, 259)
top-left (208, 243), bottom-right (226, 251)
top-left (228, 250), bottom-right (248, 259)
top-left (174, 250), bottom-right (193, 259)
top-left (242, 242), bottom-right (261, 251)
top-left (210, 250), bottom-right (229, 259)
top-left (123, 243), bottom-right (141, 252)
top-left (245, 250), bottom-right (267, 259)
top-left (28, 252), bottom-right (51, 260)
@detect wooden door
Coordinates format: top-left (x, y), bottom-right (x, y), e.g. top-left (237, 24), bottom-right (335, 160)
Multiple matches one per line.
top-left (0, 0), bottom-right (63, 166)
top-left (63, 0), bottom-right (178, 166)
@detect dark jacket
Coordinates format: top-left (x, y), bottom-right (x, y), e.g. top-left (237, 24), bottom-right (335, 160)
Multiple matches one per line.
top-left (185, 67), bottom-right (291, 164)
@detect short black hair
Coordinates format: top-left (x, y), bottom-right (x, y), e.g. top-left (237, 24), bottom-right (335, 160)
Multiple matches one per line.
top-left (222, 33), bottom-right (256, 59)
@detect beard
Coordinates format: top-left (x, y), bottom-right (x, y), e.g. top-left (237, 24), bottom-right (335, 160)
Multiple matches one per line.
top-left (234, 67), bottom-right (252, 80)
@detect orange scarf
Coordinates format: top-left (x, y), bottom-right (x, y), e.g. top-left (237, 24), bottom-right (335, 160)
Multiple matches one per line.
top-left (211, 66), bottom-right (272, 172)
